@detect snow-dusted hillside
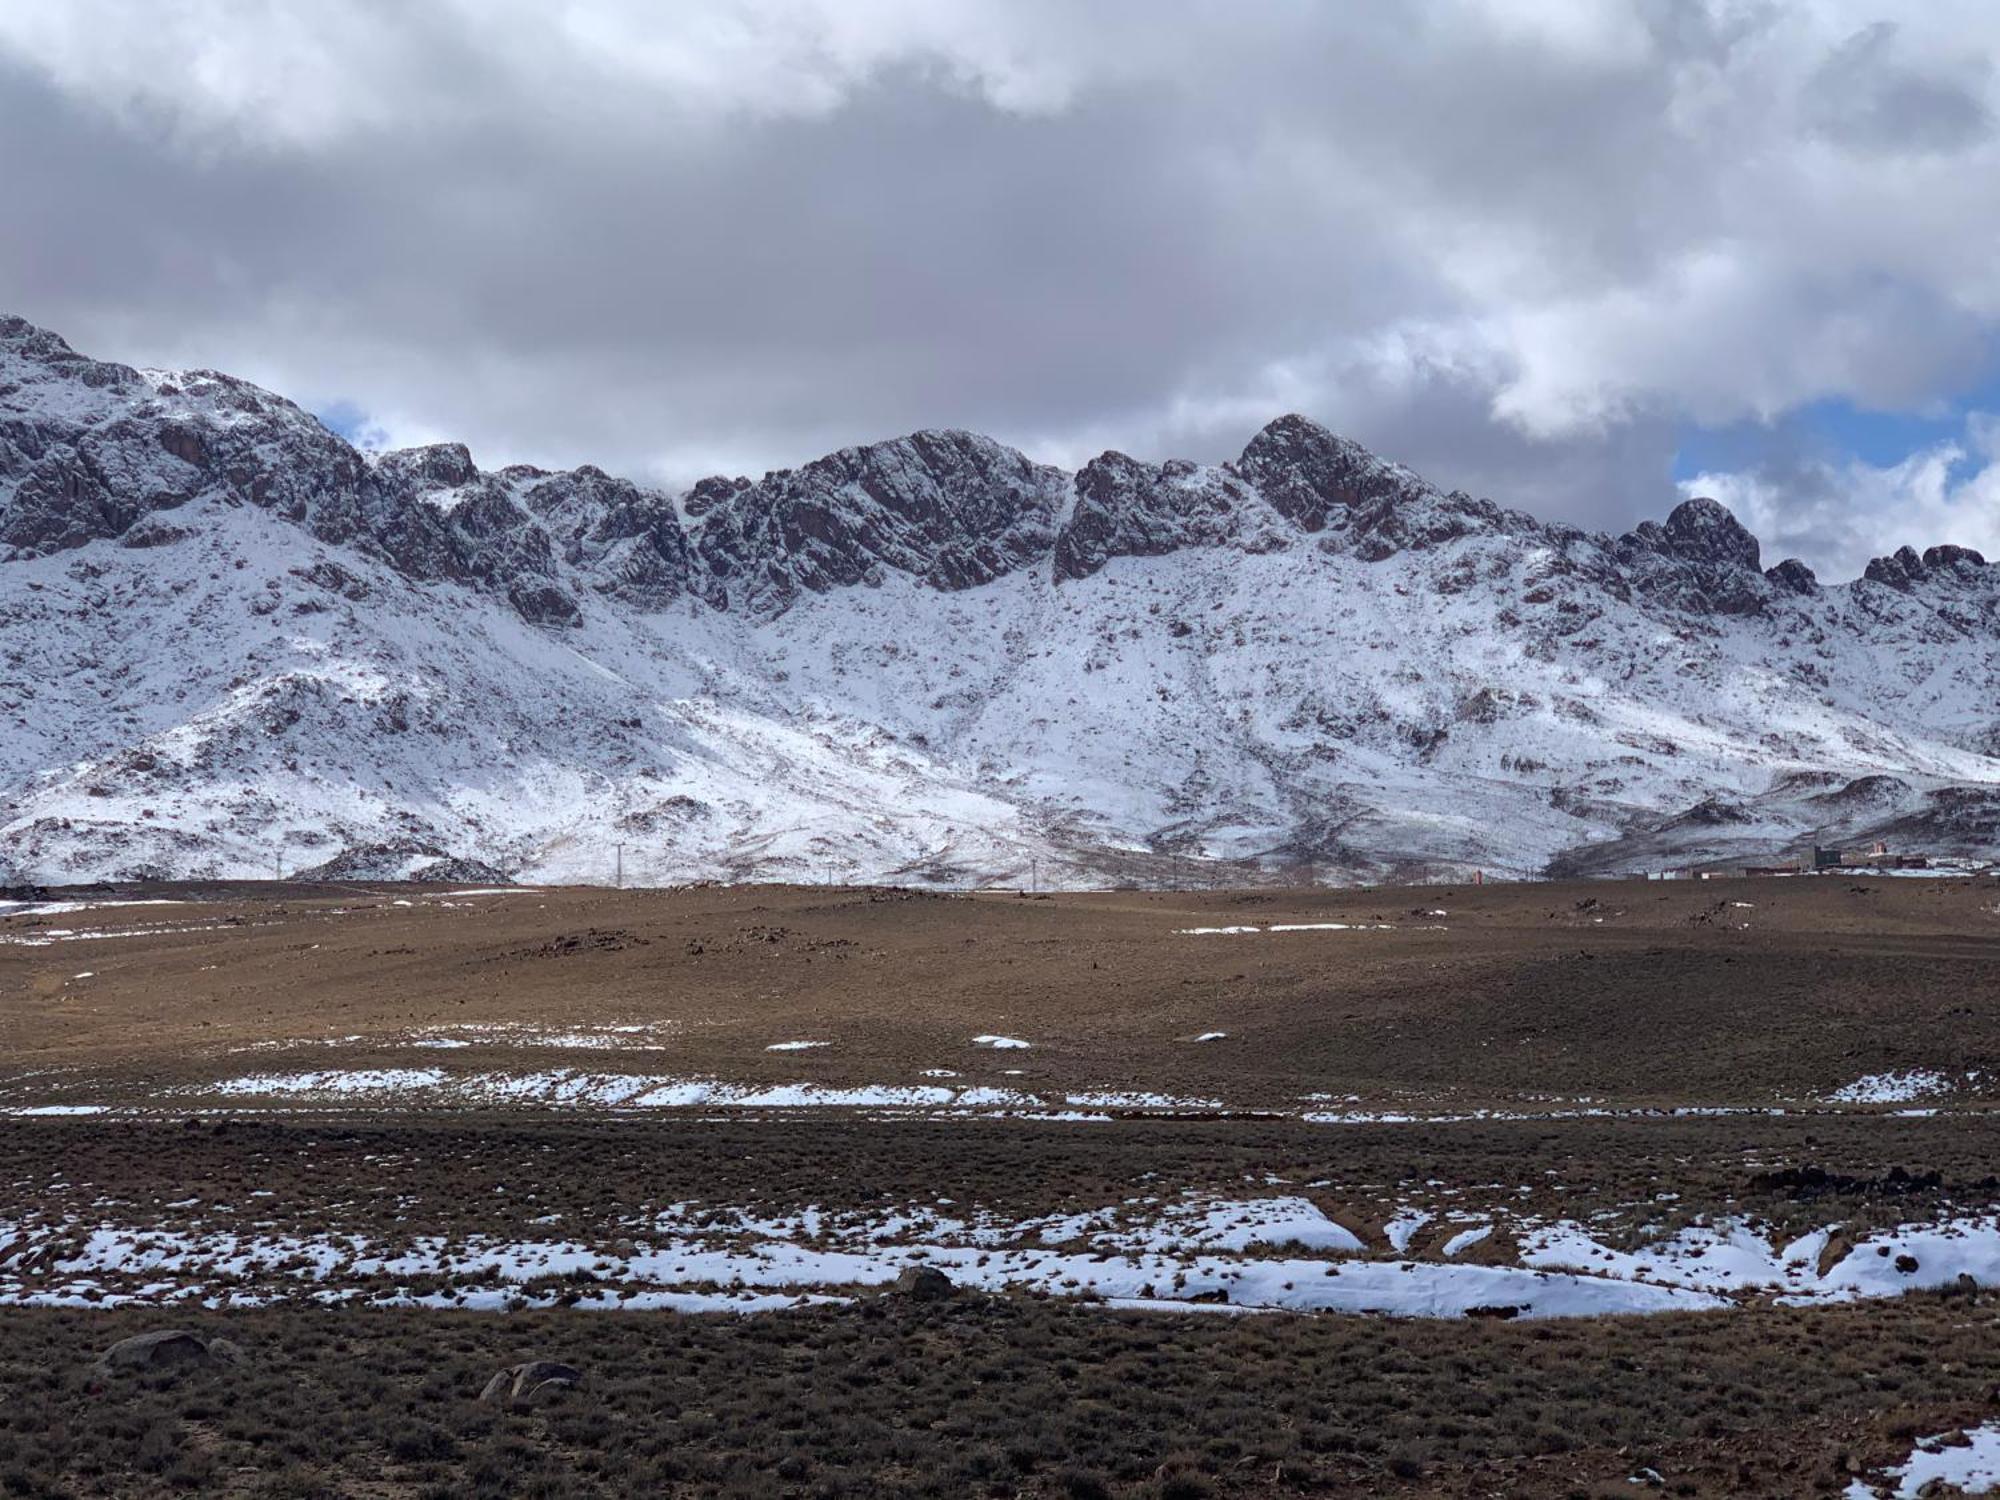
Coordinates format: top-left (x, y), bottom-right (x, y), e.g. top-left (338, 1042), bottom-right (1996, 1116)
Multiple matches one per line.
top-left (3, 313), bottom-right (1998, 886)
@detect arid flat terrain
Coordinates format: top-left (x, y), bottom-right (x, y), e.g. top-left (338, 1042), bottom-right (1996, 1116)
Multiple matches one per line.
top-left (5, 875), bottom-right (2000, 1497)
top-left (7, 874), bottom-right (2000, 1111)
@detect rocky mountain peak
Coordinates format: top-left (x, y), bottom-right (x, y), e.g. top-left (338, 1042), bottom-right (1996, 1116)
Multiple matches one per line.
top-left (9, 312), bottom-right (2000, 888)
top-left (0, 315), bottom-right (140, 409)
top-left (377, 442), bottom-right (479, 491)
top-left (1865, 542), bottom-right (1992, 590)
top-left (1230, 414), bottom-right (1429, 534)
top-left (690, 427), bottom-right (1066, 611)
top-left (1612, 497), bottom-right (1770, 616)
top-left (1660, 496), bottom-right (1761, 572)
top-left (1053, 449), bottom-right (1287, 581)
top-left (1764, 557), bottom-right (1819, 596)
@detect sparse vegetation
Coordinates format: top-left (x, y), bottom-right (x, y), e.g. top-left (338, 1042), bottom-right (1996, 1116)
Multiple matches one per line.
top-left (6, 876), bottom-right (2000, 1494)
top-left (3, 1292), bottom-right (1998, 1497)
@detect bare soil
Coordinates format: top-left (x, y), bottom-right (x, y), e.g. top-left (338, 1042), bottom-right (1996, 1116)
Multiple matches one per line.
top-left (4, 874), bottom-right (1998, 1110)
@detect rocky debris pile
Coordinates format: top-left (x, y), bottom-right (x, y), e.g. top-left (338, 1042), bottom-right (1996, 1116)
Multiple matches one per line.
top-left (291, 842), bottom-right (513, 884)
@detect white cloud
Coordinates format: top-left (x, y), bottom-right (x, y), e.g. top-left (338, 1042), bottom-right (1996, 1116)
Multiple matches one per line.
top-left (1683, 422), bottom-right (2000, 583)
top-left (2, 0), bottom-right (2000, 551)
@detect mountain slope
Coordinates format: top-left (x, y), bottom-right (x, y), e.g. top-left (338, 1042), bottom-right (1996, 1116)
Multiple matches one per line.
top-left (3, 314), bottom-right (1998, 886)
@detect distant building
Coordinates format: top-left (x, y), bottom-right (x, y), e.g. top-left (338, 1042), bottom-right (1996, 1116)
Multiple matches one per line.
top-left (1813, 843), bottom-right (1928, 871)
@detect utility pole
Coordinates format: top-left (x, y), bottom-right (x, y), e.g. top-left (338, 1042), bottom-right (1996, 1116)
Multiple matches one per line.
top-left (614, 843), bottom-right (624, 889)
top-left (1030, 857), bottom-right (1038, 894)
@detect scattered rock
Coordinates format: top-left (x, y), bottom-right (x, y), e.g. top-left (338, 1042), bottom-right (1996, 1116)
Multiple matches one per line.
top-left (479, 1359), bottom-right (582, 1410)
top-left (524, 928), bottom-right (650, 958)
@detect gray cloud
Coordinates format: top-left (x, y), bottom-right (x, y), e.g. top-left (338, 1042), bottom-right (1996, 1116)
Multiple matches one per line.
top-left (2, 0), bottom-right (1999, 571)
top-left (1802, 21), bottom-right (1993, 155)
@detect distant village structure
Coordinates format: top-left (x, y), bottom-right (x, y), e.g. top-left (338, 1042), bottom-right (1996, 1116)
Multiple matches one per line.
top-left (1643, 842), bottom-right (1964, 880)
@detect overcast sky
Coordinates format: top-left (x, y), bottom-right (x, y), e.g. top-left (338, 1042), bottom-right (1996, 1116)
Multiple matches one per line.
top-left (4, 0), bottom-right (1999, 580)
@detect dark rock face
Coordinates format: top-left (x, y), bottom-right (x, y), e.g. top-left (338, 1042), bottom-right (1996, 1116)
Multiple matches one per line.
top-left (1661, 497), bottom-right (1761, 572)
top-left (1765, 557), bottom-right (1819, 595)
top-left (519, 465), bottom-right (691, 607)
top-left (1616, 498), bottom-right (1769, 615)
top-left (1867, 542), bottom-right (1991, 589)
top-left (1925, 543), bottom-right (1987, 571)
top-left (0, 319), bottom-right (373, 559)
top-left (1864, 545), bottom-right (1922, 588)
top-left (1053, 451), bottom-right (1284, 581)
top-left (375, 442), bottom-right (478, 491)
top-left (1232, 414), bottom-right (1414, 532)
top-left (7, 313), bottom-right (1999, 642)
top-left (0, 318), bottom-right (693, 626)
top-left (1229, 414), bottom-right (1509, 563)
top-left (692, 429), bottom-right (1065, 611)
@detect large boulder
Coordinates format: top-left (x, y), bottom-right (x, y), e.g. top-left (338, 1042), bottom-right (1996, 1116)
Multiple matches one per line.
top-left (96, 1329), bottom-right (241, 1374)
top-left (891, 1265), bottom-right (957, 1301)
top-left (479, 1359), bottom-right (582, 1410)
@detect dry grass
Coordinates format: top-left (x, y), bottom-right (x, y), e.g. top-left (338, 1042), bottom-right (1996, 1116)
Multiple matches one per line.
top-left (3, 875), bottom-right (2000, 1111)
top-left (6, 1110), bottom-right (2000, 1247)
top-left (3, 1292), bottom-right (1997, 1498)
top-left (8, 876), bottom-right (2000, 1496)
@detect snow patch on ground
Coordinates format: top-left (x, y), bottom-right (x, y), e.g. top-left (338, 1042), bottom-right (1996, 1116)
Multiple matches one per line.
top-left (1830, 1070), bottom-right (1955, 1103)
top-left (10, 1191), bottom-right (2000, 1322)
top-left (1851, 1422), bottom-right (2000, 1497)
top-left (211, 1068), bottom-right (447, 1096)
top-left (1063, 1091), bottom-right (1227, 1112)
top-left (191, 1068), bottom-right (1043, 1114)
top-left (1176, 922), bottom-right (1406, 936)
top-left (3, 1105), bottom-right (108, 1117)
top-left (0, 1197), bottom-right (1716, 1320)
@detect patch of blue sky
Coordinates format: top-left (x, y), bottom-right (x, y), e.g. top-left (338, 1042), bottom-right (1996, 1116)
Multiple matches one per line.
top-left (313, 399), bottom-right (391, 450)
top-left (1671, 364), bottom-right (2000, 483)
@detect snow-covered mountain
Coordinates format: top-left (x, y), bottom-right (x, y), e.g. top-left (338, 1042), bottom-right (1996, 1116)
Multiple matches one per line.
top-left (3, 312), bottom-right (1998, 886)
